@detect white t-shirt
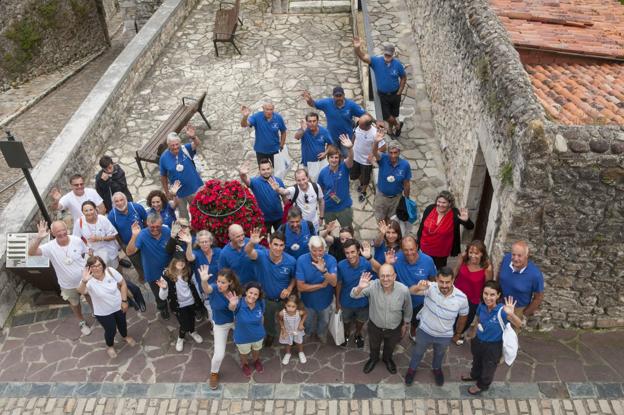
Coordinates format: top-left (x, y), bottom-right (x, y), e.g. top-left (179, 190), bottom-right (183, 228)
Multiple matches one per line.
top-left (86, 268), bottom-right (123, 316)
top-left (353, 125), bottom-right (385, 165)
top-left (40, 236), bottom-right (88, 289)
top-left (286, 184), bottom-right (324, 228)
top-left (76, 214), bottom-right (120, 266)
top-left (59, 188), bottom-right (104, 235)
top-left (159, 277), bottom-right (195, 308)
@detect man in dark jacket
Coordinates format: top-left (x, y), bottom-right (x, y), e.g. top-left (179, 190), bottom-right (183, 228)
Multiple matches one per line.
top-left (95, 155), bottom-right (133, 212)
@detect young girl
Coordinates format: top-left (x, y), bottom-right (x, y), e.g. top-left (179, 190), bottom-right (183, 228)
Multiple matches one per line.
top-left (278, 294), bottom-right (308, 364)
top-left (156, 257), bottom-right (204, 352)
top-left (227, 281), bottom-right (266, 378)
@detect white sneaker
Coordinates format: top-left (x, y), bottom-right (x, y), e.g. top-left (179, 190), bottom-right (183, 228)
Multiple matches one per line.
top-left (282, 353), bottom-right (291, 365)
top-left (190, 332), bottom-right (203, 344)
top-left (298, 352), bottom-right (307, 363)
top-left (79, 320), bottom-right (92, 336)
top-left (175, 337), bottom-right (184, 352)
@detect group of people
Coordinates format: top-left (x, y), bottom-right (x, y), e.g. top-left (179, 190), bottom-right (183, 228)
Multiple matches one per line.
top-left (29, 37), bottom-right (545, 395)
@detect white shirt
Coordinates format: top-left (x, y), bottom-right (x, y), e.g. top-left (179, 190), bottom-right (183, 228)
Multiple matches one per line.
top-left (418, 282), bottom-right (469, 338)
top-left (286, 184), bottom-right (324, 228)
top-left (59, 188), bottom-right (104, 235)
top-left (40, 236), bottom-right (88, 289)
top-left (76, 215), bottom-right (120, 265)
top-left (353, 125), bottom-right (385, 165)
top-left (159, 277), bottom-right (195, 308)
top-left (86, 268), bottom-right (123, 316)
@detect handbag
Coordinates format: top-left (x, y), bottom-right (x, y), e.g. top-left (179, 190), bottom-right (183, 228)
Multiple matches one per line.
top-left (328, 309), bottom-right (345, 346)
top-left (274, 145), bottom-right (293, 179)
top-left (497, 307), bottom-right (519, 366)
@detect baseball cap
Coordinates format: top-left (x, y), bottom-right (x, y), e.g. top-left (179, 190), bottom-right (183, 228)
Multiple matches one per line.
top-left (332, 86), bottom-right (345, 96)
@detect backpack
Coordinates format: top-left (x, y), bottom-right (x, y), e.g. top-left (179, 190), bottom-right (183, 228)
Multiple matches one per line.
top-left (281, 182), bottom-right (320, 223)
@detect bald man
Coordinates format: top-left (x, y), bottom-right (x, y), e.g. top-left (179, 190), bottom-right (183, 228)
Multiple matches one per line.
top-left (218, 224), bottom-right (259, 284)
top-left (29, 220), bottom-right (92, 336)
top-left (497, 241), bottom-right (544, 329)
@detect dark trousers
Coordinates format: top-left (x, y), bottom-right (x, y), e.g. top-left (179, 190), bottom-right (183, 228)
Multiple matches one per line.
top-left (148, 281), bottom-right (168, 311)
top-left (349, 161), bottom-right (373, 189)
top-left (368, 320), bottom-right (402, 362)
top-left (470, 337), bottom-right (503, 389)
top-left (95, 310), bottom-right (128, 347)
top-left (176, 305), bottom-right (196, 338)
top-left (127, 250), bottom-right (144, 280)
top-left (256, 152), bottom-right (276, 167)
top-left (431, 256), bottom-right (448, 269)
top-left (265, 219), bottom-right (282, 233)
top-left (455, 302), bottom-right (478, 334)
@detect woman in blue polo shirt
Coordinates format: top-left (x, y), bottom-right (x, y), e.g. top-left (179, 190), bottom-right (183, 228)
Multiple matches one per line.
top-left (198, 267), bottom-right (241, 390)
top-left (462, 280), bottom-right (522, 395)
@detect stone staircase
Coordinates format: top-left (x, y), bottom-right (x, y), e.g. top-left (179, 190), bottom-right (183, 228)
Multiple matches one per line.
top-left (272, 0), bottom-right (351, 14)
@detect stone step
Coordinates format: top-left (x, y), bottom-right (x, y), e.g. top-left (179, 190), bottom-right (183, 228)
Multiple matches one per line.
top-left (288, 0), bottom-right (351, 14)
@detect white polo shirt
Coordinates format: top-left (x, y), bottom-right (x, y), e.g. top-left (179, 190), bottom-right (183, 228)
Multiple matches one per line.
top-left (86, 268), bottom-right (124, 316)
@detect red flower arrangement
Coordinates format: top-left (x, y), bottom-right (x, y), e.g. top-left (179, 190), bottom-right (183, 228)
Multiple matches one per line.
top-left (190, 179), bottom-right (265, 246)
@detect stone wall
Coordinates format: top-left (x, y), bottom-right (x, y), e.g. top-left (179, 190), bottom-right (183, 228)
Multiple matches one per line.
top-left (407, 0), bottom-right (624, 328)
top-left (0, 0), bottom-right (201, 328)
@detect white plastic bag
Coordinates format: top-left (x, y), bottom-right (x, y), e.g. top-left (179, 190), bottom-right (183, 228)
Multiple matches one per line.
top-left (306, 159), bottom-right (329, 182)
top-left (274, 145), bottom-right (293, 179)
top-left (329, 309), bottom-right (345, 346)
top-left (497, 307), bottom-right (519, 366)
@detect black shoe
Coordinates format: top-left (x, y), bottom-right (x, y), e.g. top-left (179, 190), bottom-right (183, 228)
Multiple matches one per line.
top-left (384, 358), bottom-right (397, 374)
top-left (160, 308), bottom-right (170, 320)
top-left (354, 335), bottom-right (364, 348)
top-left (340, 336), bottom-right (350, 347)
top-left (119, 258), bottom-right (132, 268)
top-left (363, 358), bottom-right (379, 374)
top-left (433, 369), bottom-right (444, 386)
top-left (264, 336), bottom-right (274, 347)
top-left (395, 121), bottom-right (404, 138)
top-left (358, 193), bottom-right (366, 203)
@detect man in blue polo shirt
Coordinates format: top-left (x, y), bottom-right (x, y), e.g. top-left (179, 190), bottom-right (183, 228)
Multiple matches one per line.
top-left (277, 206), bottom-right (316, 259)
top-left (245, 229), bottom-right (296, 346)
top-left (317, 135), bottom-right (355, 227)
top-left (337, 239), bottom-right (373, 348)
top-left (303, 87), bottom-right (366, 156)
top-left (498, 240), bottom-right (544, 330)
top-left (294, 112), bottom-right (333, 174)
top-left (241, 102), bottom-right (287, 166)
top-left (108, 192), bottom-right (147, 277)
top-left (219, 224), bottom-right (259, 285)
top-left (159, 125), bottom-right (203, 220)
top-left (354, 38), bottom-right (407, 137)
top-left (239, 159), bottom-right (285, 233)
top-left (372, 132), bottom-right (411, 222)
top-left (126, 213), bottom-right (172, 319)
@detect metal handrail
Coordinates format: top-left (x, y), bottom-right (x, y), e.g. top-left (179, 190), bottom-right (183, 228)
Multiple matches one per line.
top-left (357, 0), bottom-right (383, 118)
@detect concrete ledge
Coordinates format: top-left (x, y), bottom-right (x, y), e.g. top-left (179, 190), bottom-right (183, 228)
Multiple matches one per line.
top-left (0, 0), bottom-right (201, 328)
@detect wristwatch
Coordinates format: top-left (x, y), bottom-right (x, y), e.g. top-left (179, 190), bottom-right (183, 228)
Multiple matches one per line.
top-left (121, 300), bottom-right (128, 303)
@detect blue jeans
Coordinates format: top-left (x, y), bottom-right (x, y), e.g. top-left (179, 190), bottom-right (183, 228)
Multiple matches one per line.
top-left (304, 305), bottom-right (332, 337)
top-left (409, 328), bottom-right (452, 370)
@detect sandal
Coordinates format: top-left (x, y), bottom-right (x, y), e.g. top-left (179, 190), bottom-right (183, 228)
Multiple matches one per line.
top-left (468, 385), bottom-right (483, 395)
top-left (461, 375), bottom-right (476, 382)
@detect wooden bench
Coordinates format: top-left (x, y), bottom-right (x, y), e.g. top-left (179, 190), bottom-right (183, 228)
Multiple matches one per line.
top-left (135, 92), bottom-right (211, 178)
top-left (213, 0), bottom-right (242, 57)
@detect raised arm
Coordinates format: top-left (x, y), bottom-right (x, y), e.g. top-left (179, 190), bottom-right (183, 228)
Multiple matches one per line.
top-left (184, 124), bottom-right (201, 151)
top-left (301, 90), bottom-right (315, 108)
top-left (353, 36), bottom-right (371, 64)
top-left (238, 161), bottom-right (251, 187)
top-left (294, 119), bottom-right (306, 140)
top-left (409, 279), bottom-right (430, 295)
top-left (240, 106), bottom-right (251, 127)
top-left (339, 134), bottom-right (354, 169)
top-left (125, 222), bottom-right (142, 256)
top-left (371, 129), bottom-right (384, 161)
top-left (198, 265), bottom-right (214, 294)
top-left (244, 227), bottom-right (262, 261)
top-left (28, 220), bottom-right (49, 256)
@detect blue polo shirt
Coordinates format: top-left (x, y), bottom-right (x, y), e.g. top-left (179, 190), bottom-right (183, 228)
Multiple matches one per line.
top-left (318, 162), bottom-right (352, 212)
top-left (159, 144), bottom-right (203, 198)
top-left (499, 253), bottom-right (544, 308)
top-left (296, 253), bottom-right (337, 311)
top-left (135, 227), bottom-right (172, 282)
top-left (370, 56), bottom-right (406, 94)
top-left (208, 283), bottom-right (234, 325)
top-left (250, 176), bottom-right (284, 222)
top-left (394, 251), bottom-right (437, 307)
top-left (377, 153), bottom-right (412, 196)
top-left (476, 303), bottom-right (508, 343)
top-left (283, 222), bottom-right (314, 258)
top-left (233, 299), bottom-right (266, 344)
top-left (108, 202), bottom-right (147, 245)
top-left (301, 126), bottom-right (333, 165)
top-left (148, 205), bottom-right (176, 229)
top-left (338, 257), bottom-right (373, 309)
top-left (191, 247), bottom-right (221, 292)
top-left (248, 112), bottom-right (287, 154)
top-left (219, 238), bottom-right (260, 284)
top-left (373, 241), bottom-right (403, 265)
top-left (254, 249), bottom-right (296, 300)
top-left (314, 98), bottom-right (365, 142)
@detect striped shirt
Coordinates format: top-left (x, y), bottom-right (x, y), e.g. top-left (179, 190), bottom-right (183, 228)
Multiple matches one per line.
top-left (417, 282), bottom-right (469, 338)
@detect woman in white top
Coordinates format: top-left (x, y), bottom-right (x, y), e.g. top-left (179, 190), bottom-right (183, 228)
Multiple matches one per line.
top-left (77, 201), bottom-right (120, 267)
top-left (77, 256), bottom-right (136, 358)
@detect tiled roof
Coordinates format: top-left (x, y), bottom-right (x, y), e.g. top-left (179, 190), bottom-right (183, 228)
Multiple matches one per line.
top-left (490, 0), bottom-right (624, 59)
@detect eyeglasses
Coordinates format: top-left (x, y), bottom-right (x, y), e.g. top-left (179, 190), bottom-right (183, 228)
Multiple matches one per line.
top-left (90, 263), bottom-right (103, 268)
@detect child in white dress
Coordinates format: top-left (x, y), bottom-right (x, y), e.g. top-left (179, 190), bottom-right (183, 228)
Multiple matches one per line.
top-left (278, 295), bottom-right (308, 364)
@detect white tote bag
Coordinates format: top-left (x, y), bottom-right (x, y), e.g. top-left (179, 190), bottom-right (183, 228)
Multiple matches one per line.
top-left (497, 307), bottom-right (519, 366)
top-left (273, 145), bottom-right (293, 180)
top-left (306, 159), bottom-right (329, 182)
top-left (328, 310), bottom-right (345, 346)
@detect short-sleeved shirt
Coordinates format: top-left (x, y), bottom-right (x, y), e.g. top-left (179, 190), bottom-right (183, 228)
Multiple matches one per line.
top-left (248, 112), bottom-right (287, 154)
top-left (40, 236), bottom-right (88, 289)
top-left (191, 247), bottom-right (221, 291)
top-left (250, 176), bottom-right (284, 222)
top-left (296, 253), bottom-right (337, 311)
top-left (285, 185), bottom-right (324, 229)
top-left (370, 56), bottom-right (406, 94)
top-left (59, 188), bottom-right (104, 236)
top-left (76, 214), bottom-right (119, 263)
top-left (314, 98), bottom-right (366, 142)
top-left (499, 253), bottom-right (544, 308)
top-left (476, 303), bottom-right (508, 343)
top-left (159, 144), bottom-right (203, 198)
top-left (300, 126), bottom-right (333, 165)
top-left (318, 162), bottom-right (352, 212)
top-left (135, 227), bottom-right (172, 282)
top-left (233, 299), bottom-right (266, 344)
top-left (108, 202), bottom-right (147, 245)
top-left (86, 268), bottom-right (123, 316)
top-left (281, 221), bottom-right (314, 259)
top-left (418, 282), bottom-right (469, 338)
top-left (353, 125), bottom-right (385, 165)
top-left (208, 283), bottom-right (235, 325)
top-left (377, 153), bottom-right (412, 196)
top-left (337, 257), bottom-right (373, 309)
top-left (254, 249), bottom-right (296, 300)
top-left (219, 238), bottom-right (259, 284)
top-left (394, 251), bottom-right (437, 307)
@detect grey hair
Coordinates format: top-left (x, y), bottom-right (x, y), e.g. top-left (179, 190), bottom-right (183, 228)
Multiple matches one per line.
top-left (112, 191), bottom-right (127, 201)
top-left (262, 100), bottom-right (274, 109)
top-left (308, 235), bottom-right (327, 251)
top-left (146, 212), bottom-right (163, 224)
top-left (195, 230), bottom-right (214, 247)
top-left (387, 141), bottom-right (401, 151)
top-left (166, 132), bottom-right (182, 144)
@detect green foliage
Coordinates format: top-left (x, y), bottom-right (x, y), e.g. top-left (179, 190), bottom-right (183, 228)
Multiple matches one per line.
top-left (500, 162), bottom-right (513, 187)
top-left (475, 56), bottom-right (490, 82)
top-left (4, 18), bottom-right (42, 65)
top-left (487, 90), bottom-right (501, 113)
top-left (506, 122), bottom-right (516, 138)
top-left (69, 0), bottom-right (90, 20)
top-left (36, 0), bottom-right (60, 28)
